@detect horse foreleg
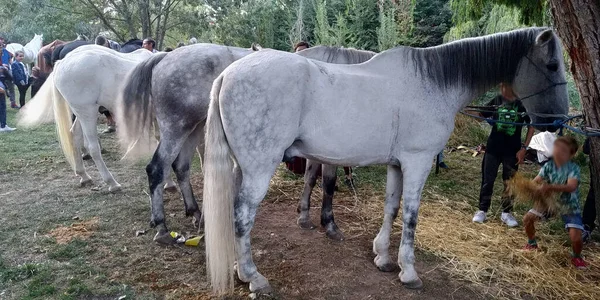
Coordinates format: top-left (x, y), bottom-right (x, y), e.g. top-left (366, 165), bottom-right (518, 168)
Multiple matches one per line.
top-left (79, 113), bottom-right (121, 192)
top-left (172, 124), bottom-right (204, 230)
top-left (321, 164), bottom-right (344, 241)
top-left (297, 159), bottom-right (320, 229)
top-left (373, 165), bottom-right (403, 272)
top-left (397, 155), bottom-right (432, 289)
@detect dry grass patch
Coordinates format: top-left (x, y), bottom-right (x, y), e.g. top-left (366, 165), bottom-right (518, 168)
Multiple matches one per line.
top-left (48, 217), bottom-right (99, 244)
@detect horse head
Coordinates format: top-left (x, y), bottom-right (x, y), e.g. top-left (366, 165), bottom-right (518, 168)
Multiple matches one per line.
top-left (512, 29), bottom-right (569, 132)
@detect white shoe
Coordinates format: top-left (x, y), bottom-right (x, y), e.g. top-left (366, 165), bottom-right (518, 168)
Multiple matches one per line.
top-left (0, 125), bottom-right (16, 132)
top-left (472, 210), bottom-right (487, 223)
top-left (501, 212), bottom-right (518, 228)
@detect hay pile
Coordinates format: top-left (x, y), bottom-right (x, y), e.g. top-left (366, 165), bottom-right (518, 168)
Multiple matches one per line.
top-left (415, 197), bottom-right (600, 299)
top-left (508, 172), bottom-right (561, 214)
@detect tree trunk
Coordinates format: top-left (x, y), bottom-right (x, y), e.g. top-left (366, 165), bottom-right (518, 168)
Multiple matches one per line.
top-left (138, 0), bottom-right (152, 38)
top-left (548, 0), bottom-right (600, 226)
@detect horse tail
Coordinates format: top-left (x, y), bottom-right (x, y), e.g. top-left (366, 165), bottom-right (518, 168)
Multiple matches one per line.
top-left (18, 72), bottom-right (57, 126)
top-left (116, 52), bottom-right (168, 159)
top-left (52, 77), bottom-right (76, 170)
top-left (17, 70), bottom-right (76, 170)
top-left (203, 74), bottom-right (236, 294)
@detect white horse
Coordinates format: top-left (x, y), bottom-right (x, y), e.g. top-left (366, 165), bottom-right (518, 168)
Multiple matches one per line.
top-left (202, 28), bottom-right (569, 293)
top-left (18, 45), bottom-right (154, 192)
top-left (6, 34), bottom-right (43, 72)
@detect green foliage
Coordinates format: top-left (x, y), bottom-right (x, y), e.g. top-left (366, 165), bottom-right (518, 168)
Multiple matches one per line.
top-left (450, 0), bottom-right (547, 26)
top-left (411, 0), bottom-right (452, 47)
top-left (377, 1), bottom-right (399, 51)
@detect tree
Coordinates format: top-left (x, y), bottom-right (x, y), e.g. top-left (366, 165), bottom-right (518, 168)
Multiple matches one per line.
top-left (411, 0), bottom-right (452, 47)
top-left (548, 0), bottom-right (600, 228)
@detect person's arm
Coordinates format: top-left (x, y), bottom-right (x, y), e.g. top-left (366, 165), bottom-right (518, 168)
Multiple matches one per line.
top-left (540, 178), bottom-right (578, 194)
top-left (517, 126), bottom-right (535, 164)
top-left (533, 175), bottom-right (544, 184)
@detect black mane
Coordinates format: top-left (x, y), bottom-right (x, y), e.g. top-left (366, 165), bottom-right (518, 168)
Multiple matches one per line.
top-left (406, 27), bottom-right (546, 90)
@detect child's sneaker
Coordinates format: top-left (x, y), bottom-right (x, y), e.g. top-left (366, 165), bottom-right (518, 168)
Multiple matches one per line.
top-left (571, 257), bottom-right (587, 269)
top-left (501, 212), bottom-right (518, 227)
top-left (472, 210), bottom-right (486, 223)
top-left (523, 243), bottom-right (539, 251)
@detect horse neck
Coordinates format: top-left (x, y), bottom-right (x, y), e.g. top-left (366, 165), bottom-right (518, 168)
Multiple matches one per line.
top-left (26, 39), bottom-right (43, 52)
top-left (396, 28), bottom-right (542, 111)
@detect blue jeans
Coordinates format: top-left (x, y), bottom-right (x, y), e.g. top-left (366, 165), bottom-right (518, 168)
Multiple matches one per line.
top-left (0, 89), bottom-right (6, 127)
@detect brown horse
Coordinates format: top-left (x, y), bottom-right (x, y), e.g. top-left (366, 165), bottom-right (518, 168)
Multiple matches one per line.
top-left (37, 40), bottom-right (65, 73)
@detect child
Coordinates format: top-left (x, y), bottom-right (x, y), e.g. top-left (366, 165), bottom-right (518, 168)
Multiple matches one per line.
top-left (11, 50), bottom-right (29, 108)
top-left (522, 136), bottom-right (585, 269)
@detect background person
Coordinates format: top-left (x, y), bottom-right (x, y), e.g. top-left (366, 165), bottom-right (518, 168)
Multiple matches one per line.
top-left (142, 38), bottom-right (157, 53)
top-left (472, 83), bottom-right (535, 227)
top-left (0, 36), bottom-right (17, 108)
top-left (0, 65), bottom-right (16, 132)
top-left (582, 138), bottom-right (596, 243)
top-left (11, 50), bottom-right (29, 108)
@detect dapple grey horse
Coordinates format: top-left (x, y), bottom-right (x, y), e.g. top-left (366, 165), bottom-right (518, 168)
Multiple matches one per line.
top-left (117, 43), bottom-right (375, 244)
top-left (202, 28), bottom-right (569, 293)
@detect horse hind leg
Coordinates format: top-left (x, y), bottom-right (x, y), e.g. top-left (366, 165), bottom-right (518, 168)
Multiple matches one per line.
top-left (373, 165), bottom-right (403, 273)
top-left (146, 136), bottom-right (188, 244)
top-left (297, 159), bottom-right (320, 230)
top-left (71, 118), bottom-right (92, 186)
top-left (172, 124), bottom-right (204, 230)
top-left (321, 164), bottom-right (344, 241)
top-left (78, 110), bottom-right (121, 192)
top-left (234, 167), bottom-right (277, 293)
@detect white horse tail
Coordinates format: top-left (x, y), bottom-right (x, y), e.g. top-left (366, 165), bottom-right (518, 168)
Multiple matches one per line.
top-left (203, 74), bottom-right (236, 294)
top-left (52, 80), bottom-right (76, 170)
top-left (18, 72), bottom-right (56, 126)
top-left (17, 71), bottom-right (76, 169)
top-left (116, 52), bottom-right (168, 159)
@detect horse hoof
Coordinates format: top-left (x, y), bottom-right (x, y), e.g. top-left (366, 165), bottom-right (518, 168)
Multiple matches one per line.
top-left (82, 154), bottom-right (92, 160)
top-left (249, 278), bottom-right (272, 294)
top-left (297, 218), bottom-right (316, 230)
top-left (374, 255), bottom-right (398, 272)
top-left (376, 262), bottom-right (398, 273)
top-left (193, 214), bottom-right (204, 230)
top-left (325, 228), bottom-right (345, 241)
top-left (164, 185), bottom-right (178, 193)
top-left (80, 179), bottom-right (93, 187)
top-left (153, 232), bottom-right (177, 245)
top-left (401, 277), bottom-right (423, 290)
top-left (109, 184), bottom-right (122, 193)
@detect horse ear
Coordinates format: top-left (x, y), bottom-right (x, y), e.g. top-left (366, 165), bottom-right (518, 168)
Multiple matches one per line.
top-left (535, 29), bottom-right (554, 47)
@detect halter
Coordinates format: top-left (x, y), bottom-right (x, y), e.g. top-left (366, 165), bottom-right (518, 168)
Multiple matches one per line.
top-left (515, 54), bottom-right (567, 102)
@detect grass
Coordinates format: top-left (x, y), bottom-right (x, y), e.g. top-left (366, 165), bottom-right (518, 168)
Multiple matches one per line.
top-left (1, 96), bottom-right (599, 299)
